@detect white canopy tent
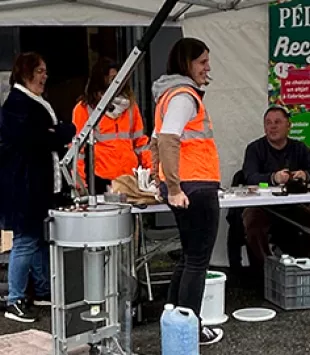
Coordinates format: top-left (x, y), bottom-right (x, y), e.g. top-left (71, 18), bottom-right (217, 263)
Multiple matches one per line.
top-left (0, 0), bottom-right (273, 25)
top-left (0, 0), bottom-right (272, 265)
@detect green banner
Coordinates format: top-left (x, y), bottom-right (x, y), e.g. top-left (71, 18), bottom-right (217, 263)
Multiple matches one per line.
top-left (269, 0), bottom-right (310, 146)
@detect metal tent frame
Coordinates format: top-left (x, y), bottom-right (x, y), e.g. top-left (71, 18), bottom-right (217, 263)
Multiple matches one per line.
top-left (48, 0), bottom-right (273, 202)
top-left (0, 0), bottom-right (276, 21)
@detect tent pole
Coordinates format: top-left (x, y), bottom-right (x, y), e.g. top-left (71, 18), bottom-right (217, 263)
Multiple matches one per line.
top-left (235, 0), bottom-right (275, 9)
top-left (136, 0), bottom-right (180, 51)
top-left (171, 4), bottom-right (193, 21)
top-left (179, 0), bottom-right (229, 9)
top-left (61, 0), bottom-right (179, 200)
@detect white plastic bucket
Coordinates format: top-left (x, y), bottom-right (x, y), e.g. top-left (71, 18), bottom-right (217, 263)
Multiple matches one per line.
top-left (200, 271), bottom-right (228, 325)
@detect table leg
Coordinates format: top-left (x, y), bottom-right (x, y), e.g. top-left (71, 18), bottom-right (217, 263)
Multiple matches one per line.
top-left (138, 213), bottom-right (153, 301)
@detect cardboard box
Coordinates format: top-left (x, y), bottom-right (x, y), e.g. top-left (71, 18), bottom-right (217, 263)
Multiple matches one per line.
top-left (0, 230), bottom-right (13, 252)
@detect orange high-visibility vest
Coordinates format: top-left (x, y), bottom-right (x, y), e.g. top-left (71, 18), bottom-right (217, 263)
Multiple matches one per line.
top-left (154, 86), bottom-right (220, 182)
top-left (73, 101), bottom-right (151, 182)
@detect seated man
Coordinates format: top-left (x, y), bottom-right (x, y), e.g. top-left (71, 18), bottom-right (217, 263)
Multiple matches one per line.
top-left (242, 105), bottom-right (310, 272)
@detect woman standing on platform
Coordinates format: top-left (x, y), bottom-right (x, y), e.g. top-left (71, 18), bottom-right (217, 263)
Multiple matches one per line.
top-left (151, 37), bottom-right (224, 345)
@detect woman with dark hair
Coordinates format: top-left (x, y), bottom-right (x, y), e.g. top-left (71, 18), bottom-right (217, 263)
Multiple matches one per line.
top-left (151, 38), bottom-right (223, 345)
top-left (73, 57), bottom-right (151, 193)
top-left (0, 52), bottom-right (76, 322)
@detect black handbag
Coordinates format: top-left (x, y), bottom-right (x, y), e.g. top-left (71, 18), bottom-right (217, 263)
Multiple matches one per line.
top-left (283, 178), bottom-right (308, 194)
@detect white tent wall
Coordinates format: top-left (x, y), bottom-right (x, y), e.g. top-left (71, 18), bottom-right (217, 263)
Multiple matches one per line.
top-left (183, 4), bottom-right (268, 266)
top-left (0, 0), bottom-right (274, 26)
top-left (0, 2), bottom-right (163, 26)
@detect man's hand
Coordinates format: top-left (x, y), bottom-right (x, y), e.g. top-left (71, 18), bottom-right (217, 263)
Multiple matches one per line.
top-left (168, 191), bottom-right (189, 209)
top-left (274, 169), bottom-right (290, 184)
top-left (291, 170), bottom-right (307, 181)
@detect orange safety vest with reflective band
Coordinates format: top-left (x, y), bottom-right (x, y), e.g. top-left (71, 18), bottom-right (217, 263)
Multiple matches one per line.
top-left (154, 86), bottom-right (220, 182)
top-left (73, 101), bottom-right (151, 181)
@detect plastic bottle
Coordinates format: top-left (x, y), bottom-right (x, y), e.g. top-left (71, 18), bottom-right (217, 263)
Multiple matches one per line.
top-left (161, 304), bottom-right (199, 355)
top-left (161, 303), bottom-right (174, 355)
top-left (280, 254), bottom-right (294, 265)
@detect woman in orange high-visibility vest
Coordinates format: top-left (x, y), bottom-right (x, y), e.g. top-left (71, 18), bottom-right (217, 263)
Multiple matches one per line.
top-left (73, 57), bottom-right (151, 193)
top-left (150, 38), bottom-right (223, 345)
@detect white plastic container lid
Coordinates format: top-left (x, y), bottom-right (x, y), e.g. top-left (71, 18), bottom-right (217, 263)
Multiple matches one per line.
top-left (232, 308), bottom-right (276, 322)
top-left (164, 304), bottom-right (174, 311)
top-left (258, 188), bottom-right (272, 195)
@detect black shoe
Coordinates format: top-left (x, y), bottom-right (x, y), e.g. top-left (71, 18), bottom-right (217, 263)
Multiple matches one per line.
top-left (4, 300), bottom-right (37, 323)
top-left (33, 295), bottom-right (51, 306)
top-left (200, 326), bottom-right (223, 345)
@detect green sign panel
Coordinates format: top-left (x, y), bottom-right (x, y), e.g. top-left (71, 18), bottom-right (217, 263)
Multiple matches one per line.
top-left (269, 0), bottom-right (310, 146)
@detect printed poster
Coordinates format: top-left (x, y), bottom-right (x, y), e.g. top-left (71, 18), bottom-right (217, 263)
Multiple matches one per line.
top-left (269, 0), bottom-right (310, 145)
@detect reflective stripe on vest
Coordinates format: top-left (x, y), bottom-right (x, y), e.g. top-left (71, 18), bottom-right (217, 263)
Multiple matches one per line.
top-left (87, 104), bottom-right (135, 142)
top-left (155, 86), bottom-right (220, 182)
top-left (132, 129), bottom-right (144, 139)
top-left (134, 144), bottom-right (150, 155)
top-left (159, 87), bottom-right (214, 140)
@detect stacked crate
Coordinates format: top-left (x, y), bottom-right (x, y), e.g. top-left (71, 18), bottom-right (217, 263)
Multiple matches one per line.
top-left (265, 256), bottom-right (310, 310)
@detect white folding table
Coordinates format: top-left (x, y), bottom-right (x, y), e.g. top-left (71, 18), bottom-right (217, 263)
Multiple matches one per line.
top-left (131, 191), bottom-right (310, 301)
top-left (132, 191), bottom-right (310, 214)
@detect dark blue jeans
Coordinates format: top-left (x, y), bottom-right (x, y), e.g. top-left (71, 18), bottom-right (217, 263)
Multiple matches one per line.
top-left (167, 189), bottom-right (219, 318)
top-left (8, 229), bottom-right (50, 305)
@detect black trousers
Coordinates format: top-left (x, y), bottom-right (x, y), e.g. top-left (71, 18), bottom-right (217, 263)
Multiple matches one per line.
top-left (167, 188), bottom-right (219, 320)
